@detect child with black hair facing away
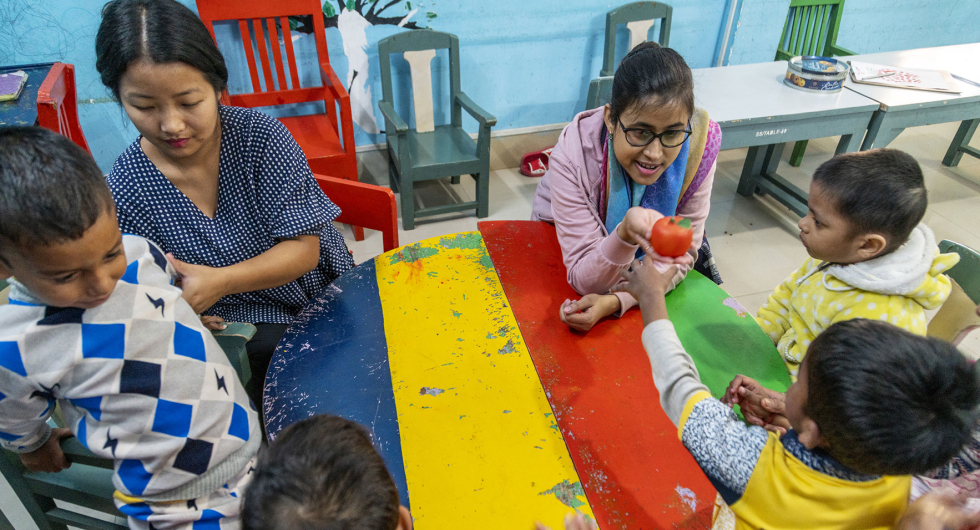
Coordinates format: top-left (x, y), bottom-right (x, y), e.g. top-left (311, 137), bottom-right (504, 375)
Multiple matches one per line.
top-left (756, 148), bottom-right (958, 378)
top-left (614, 259), bottom-right (980, 530)
top-left (243, 414), bottom-right (412, 530)
top-left (0, 127), bottom-right (259, 530)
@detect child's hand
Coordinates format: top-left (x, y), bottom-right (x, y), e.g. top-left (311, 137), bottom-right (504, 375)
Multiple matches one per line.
top-left (613, 260), bottom-right (677, 325)
top-left (19, 428), bottom-right (73, 473)
top-left (613, 260), bottom-right (677, 302)
top-left (722, 375), bottom-right (790, 434)
top-left (895, 493), bottom-right (980, 530)
top-left (535, 513), bottom-right (598, 530)
top-left (559, 294), bottom-right (621, 333)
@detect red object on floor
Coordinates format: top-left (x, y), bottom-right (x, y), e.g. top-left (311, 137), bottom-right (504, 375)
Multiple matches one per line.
top-left (479, 220), bottom-right (715, 530)
top-left (520, 147), bottom-right (553, 177)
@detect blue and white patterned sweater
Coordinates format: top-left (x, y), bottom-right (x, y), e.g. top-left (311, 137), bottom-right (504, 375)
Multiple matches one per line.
top-left (0, 235), bottom-right (260, 502)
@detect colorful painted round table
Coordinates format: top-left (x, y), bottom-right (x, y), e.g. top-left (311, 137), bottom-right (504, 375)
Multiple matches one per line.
top-left (264, 221), bottom-right (791, 529)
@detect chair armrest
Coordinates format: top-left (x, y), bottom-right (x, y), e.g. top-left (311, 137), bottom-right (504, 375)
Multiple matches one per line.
top-left (213, 322), bottom-right (258, 341)
top-left (319, 63), bottom-right (351, 101)
top-left (379, 101), bottom-right (408, 134)
top-left (831, 45), bottom-right (856, 57)
top-left (455, 94), bottom-right (497, 127)
top-left (60, 437), bottom-right (113, 470)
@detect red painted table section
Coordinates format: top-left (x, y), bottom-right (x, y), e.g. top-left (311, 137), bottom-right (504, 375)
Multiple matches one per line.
top-left (480, 220), bottom-right (792, 529)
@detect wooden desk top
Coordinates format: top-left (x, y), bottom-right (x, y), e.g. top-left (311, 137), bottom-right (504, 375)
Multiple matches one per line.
top-left (266, 222), bottom-right (791, 529)
top-left (0, 63), bottom-right (53, 127)
top-left (693, 60), bottom-right (879, 124)
top-left (843, 44), bottom-right (980, 110)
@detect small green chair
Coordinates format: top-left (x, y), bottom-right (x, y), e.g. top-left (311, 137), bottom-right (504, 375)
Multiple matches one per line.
top-left (928, 240), bottom-right (980, 346)
top-left (600, 2), bottom-right (672, 77)
top-left (586, 76), bottom-right (613, 111)
top-left (212, 322), bottom-right (256, 388)
top-left (775, 0), bottom-right (855, 167)
top-left (1, 431), bottom-right (124, 530)
top-left (378, 29), bottom-right (497, 230)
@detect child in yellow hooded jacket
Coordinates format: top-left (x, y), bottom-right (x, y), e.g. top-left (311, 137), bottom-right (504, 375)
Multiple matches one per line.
top-left (756, 149), bottom-right (958, 377)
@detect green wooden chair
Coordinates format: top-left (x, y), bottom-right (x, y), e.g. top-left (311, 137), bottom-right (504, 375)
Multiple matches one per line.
top-left (1, 429), bottom-right (124, 530)
top-left (586, 76), bottom-right (614, 111)
top-left (212, 322), bottom-right (256, 388)
top-left (600, 2), bottom-right (672, 77)
top-left (378, 29), bottom-right (497, 230)
top-left (775, 0), bottom-right (855, 167)
top-left (929, 240), bottom-right (980, 347)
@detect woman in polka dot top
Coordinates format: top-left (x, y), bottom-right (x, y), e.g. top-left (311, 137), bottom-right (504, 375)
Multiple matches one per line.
top-left (96, 0), bottom-right (354, 412)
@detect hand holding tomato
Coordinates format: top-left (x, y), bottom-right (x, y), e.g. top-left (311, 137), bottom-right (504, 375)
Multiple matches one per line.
top-left (649, 216), bottom-right (693, 258)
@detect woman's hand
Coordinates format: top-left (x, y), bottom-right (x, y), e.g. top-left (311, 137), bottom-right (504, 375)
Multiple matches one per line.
top-left (560, 294), bottom-right (621, 333)
top-left (616, 207), bottom-right (695, 267)
top-left (167, 254), bottom-right (230, 314)
top-left (201, 315), bottom-right (228, 331)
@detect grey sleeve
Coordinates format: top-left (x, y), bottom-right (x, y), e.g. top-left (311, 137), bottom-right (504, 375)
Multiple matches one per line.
top-left (640, 319), bottom-right (711, 425)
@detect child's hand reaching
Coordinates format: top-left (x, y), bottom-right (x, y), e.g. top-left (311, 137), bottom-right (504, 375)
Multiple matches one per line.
top-left (721, 375), bottom-right (790, 434)
top-left (19, 428), bottom-right (73, 473)
top-left (613, 260), bottom-right (677, 326)
top-left (535, 513), bottom-right (598, 530)
top-left (895, 493), bottom-right (980, 530)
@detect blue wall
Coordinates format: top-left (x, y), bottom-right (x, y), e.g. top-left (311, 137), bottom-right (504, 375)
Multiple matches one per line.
top-left (2, 0), bottom-right (979, 172)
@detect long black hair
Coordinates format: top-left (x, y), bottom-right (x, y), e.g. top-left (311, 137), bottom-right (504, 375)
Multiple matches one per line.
top-left (95, 0), bottom-right (228, 100)
top-left (609, 41), bottom-right (694, 123)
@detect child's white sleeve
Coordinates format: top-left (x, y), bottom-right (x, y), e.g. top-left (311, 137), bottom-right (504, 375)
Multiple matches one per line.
top-left (640, 319), bottom-right (711, 425)
top-left (0, 370), bottom-right (55, 453)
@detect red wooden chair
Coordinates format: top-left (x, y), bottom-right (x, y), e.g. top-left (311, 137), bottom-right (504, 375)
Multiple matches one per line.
top-left (314, 174), bottom-right (400, 254)
top-left (195, 0), bottom-right (360, 226)
top-left (37, 62), bottom-right (91, 155)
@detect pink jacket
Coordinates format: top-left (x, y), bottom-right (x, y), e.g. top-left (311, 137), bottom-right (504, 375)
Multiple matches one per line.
top-left (531, 108), bottom-right (718, 315)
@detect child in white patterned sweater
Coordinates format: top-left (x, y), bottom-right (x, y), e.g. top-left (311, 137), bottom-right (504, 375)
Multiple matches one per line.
top-left (0, 127), bottom-right (259, 530)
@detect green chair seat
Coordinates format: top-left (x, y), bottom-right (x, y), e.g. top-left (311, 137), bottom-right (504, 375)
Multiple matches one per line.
top-left (389, 125), bottom-right (482, 175)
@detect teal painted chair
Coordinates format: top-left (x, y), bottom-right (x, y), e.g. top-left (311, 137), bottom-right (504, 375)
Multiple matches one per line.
top-left (929, 240), bottom-right (980, 347)
top-left (378, 30), bottom-right (496, 230)
top-left (600, 2), bottom-right (672, 77)
top-left (212, 322), bottom-right (255, 388)
top-left (586, 76), bottom-right (613, 111)
top-left (1, 427), bottom-right (124, 530)
top-left (775, 0), bottom-right (855, 167)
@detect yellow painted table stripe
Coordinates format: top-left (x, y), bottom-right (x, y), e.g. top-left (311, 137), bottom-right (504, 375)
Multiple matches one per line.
top-left (377, 233), bottom-right (594, 528)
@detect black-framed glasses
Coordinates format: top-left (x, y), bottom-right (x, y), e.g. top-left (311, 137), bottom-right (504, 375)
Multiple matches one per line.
top-left (618, 119), bottom-right (692, 148)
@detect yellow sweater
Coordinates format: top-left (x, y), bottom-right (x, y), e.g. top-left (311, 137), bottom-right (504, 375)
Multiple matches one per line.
top-left (756, 225), bottom-right (957, 376)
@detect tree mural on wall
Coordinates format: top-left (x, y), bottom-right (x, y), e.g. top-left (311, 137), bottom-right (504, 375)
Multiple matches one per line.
top-left (292, 1), bottom-right (436, 134)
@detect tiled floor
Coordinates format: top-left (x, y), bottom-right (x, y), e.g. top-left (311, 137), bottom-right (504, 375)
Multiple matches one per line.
top-left (4, 123), bottom-right (978, 529)
top-left (344, 122), bottom-right (980, 358)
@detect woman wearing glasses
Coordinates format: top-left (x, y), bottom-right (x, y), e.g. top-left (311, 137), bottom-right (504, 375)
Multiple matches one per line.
top-left (532, 42), bottom-right (722, 332)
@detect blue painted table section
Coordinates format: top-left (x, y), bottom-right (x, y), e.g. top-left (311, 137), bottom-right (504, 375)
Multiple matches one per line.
top-left (0, 63), bottom-right (54, 127)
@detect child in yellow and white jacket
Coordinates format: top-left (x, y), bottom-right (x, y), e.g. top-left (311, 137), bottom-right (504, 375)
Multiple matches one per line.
top-left (755, 149), bottom-right (958, 377)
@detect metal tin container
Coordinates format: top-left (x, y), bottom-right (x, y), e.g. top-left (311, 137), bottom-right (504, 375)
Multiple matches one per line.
top-left (784, 56), bottom-right (849, 93)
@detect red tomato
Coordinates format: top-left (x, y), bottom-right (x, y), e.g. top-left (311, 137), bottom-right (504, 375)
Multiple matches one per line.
top-left (650, 216), bottom-right (693, 258)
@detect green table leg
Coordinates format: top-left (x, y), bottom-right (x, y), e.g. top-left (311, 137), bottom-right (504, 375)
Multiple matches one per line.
top-left (943, 119), bottom-right (980, 167)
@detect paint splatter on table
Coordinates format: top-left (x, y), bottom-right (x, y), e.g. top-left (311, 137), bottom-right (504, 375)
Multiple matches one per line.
top-left (265, 222), bottom-right (790, 529)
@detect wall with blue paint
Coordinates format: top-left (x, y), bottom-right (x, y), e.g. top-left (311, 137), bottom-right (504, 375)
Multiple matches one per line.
top-left (2, 0), bottom-right (979, 172)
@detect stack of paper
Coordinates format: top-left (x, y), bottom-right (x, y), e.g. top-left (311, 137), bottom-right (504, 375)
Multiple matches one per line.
top-left (0, 71), bottom-right (28, 102)
top-left (849, 61), bottom-right (960, 93)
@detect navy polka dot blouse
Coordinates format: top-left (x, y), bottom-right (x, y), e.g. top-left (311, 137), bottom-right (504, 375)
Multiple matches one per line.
top-left (106, 106), bottom-right (354, 325)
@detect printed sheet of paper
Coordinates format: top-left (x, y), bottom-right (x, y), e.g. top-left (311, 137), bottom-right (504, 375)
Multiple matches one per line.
top-left (849, 61), bottom-right (959, 92)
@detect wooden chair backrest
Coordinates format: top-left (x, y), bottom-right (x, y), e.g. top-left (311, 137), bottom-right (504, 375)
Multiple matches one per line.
top-left (378, 30), bottom-right (461, 134)
top-left (195, 0), bottom-right (329, 107)
top-left (928, 240), bottom-right (980, 346)
top-left (36, 63), bottom-right (91, 156)
top-left (314, 174), bottom-right (399, 253)
top-left (600, 2), bottom-right (673, 77)
top-left (775, 0), bottom-right (846, 60)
